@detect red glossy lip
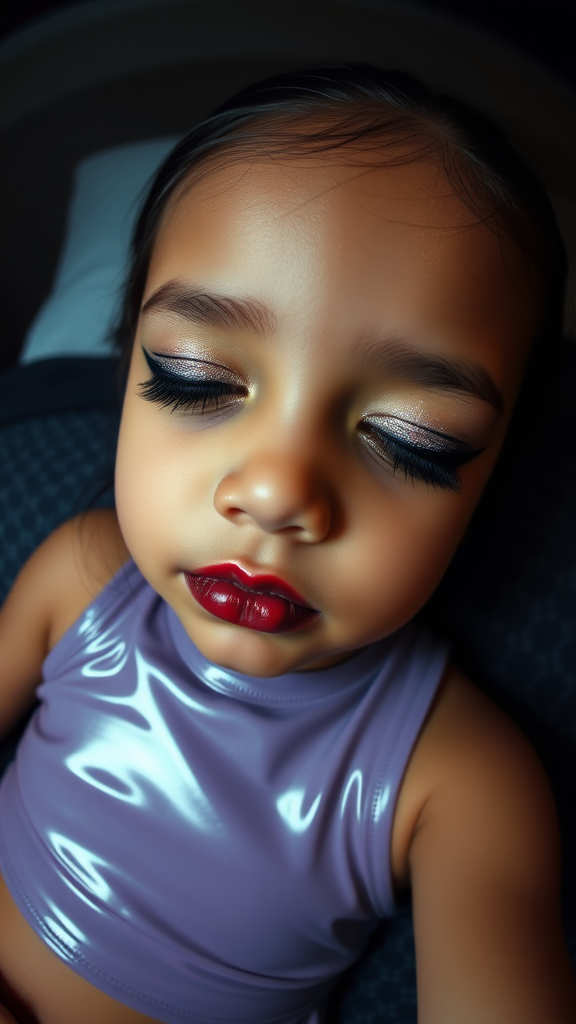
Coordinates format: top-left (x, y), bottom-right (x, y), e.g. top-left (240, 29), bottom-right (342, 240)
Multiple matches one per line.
top-left (184, 563), bottom-right (319, 634)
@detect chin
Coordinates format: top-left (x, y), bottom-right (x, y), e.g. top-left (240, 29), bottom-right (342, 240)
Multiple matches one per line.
top-left (189, 618), bottom-right (321, 678)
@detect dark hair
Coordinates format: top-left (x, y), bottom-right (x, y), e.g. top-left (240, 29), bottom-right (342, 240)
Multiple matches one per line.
top-left (114, 63), bottom-right (567, 387)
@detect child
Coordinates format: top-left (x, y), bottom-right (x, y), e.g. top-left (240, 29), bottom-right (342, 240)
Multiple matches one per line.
top-left (0, 65), bottom-right (574, 1024)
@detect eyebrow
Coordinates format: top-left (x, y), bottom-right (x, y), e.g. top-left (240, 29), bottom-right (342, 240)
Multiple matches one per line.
top-left (142, 282), bottom-right (504, 415)
top-left (361, 338), bottom-right (504, 414)
top-left (141, 281), bottom-right (276, 337)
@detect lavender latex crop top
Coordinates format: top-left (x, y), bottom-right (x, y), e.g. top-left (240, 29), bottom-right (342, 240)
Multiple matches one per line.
top-left (0, 561), bottom-right (448, 1023)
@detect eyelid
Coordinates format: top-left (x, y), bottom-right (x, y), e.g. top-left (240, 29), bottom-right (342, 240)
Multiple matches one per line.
top-left (359, 416), bottom-right (483, 493)
top-left (145, 349), bottom-right (246, 387)
top-left (138, 347), bottom-right (249, 418)
top-left (362, 414), bottom-right (476, 454)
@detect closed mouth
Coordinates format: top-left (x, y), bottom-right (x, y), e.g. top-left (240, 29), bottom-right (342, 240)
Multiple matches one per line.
top-left (184, 563), bottom-right (318, 634)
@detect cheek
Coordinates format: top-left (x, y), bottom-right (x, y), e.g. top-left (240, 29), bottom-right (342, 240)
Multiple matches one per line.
top-left (115, 401), bottom-right (184, 560)
top-left (350, 438), bottom-right (503, 635)
top-left (115, 398), bottom-right (223, 577)
top-left (343, 488), bottom-right (473, 634)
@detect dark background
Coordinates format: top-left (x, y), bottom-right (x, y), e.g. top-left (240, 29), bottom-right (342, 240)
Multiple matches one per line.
top-left (2, 0), bottom-right (576, 92)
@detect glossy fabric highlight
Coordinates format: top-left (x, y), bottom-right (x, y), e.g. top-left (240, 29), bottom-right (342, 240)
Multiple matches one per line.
top-left (0, 561), bottom-right (448, 1023)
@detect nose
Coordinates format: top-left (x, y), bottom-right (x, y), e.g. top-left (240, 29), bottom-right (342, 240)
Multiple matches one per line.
top-left (213, 451), bottom-right (333, 543)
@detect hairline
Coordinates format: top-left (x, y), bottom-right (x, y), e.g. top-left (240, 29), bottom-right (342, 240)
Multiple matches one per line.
top-left (159, 107), bottom-right (536, 254)
top-left (156, 125), bottom-right (546, 340)
top-left (115, 91), bottom-right (559, 388)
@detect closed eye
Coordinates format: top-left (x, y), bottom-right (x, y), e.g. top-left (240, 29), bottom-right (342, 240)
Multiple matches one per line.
top-left (358, 416), bottom-right (482, 492)
top-left (138, 348), bottom-right (248, 414)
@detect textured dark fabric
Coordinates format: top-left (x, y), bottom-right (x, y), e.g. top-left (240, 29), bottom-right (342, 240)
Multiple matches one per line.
top-left (0, 356), bottom-right (120, 607)
top-left (328, 908), bottom-right (417, 1023)
top-left (0, 409), bottom-right (118, 606)
top-left (0, 357), bottom-right (122, 424)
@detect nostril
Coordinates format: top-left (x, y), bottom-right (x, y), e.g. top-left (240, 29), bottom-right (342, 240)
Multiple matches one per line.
top-left (225, 506), bottom-right (249, 523)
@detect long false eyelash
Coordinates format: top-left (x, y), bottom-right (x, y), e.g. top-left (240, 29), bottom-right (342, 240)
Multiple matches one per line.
top-left (360, 424), bottom-right (482, 493)
top-left (138, 353), bottom-right (247, 414)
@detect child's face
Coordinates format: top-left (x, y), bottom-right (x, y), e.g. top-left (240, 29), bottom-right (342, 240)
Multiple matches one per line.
top-left (115, 152), bottom-right (538, 675)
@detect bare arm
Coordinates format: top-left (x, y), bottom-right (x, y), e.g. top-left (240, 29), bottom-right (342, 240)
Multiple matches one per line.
top-left (0, 510), bottom-right (129, 1024)
top-left (404, 670), bottom-right (576, 1023)
top-left (0, 510), bottom-right (129, 739)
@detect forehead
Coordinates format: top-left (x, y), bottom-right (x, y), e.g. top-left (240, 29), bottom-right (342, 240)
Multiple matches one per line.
top-left (146, 154), bottom-right (539, 391)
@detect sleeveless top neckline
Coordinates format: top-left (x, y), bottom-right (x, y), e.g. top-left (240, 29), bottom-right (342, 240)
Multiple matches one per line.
top-left (166, 599), bottom-right (397, 706)
top-left (0, 559), bottom-right (449, 1024)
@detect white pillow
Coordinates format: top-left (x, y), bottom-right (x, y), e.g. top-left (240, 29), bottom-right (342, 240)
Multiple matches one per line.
top-left (20, 138), bottom-right (179, 363)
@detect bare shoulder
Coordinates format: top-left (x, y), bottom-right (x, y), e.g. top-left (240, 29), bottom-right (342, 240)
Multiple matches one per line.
top-left (392, 665), bottom-right (557, 887)
top-left (0, 510), bottom-right (130, 735)
top-left (46, 508), bottom-right (131, 649)
top-left (2, 508), bottom-right (130, 654)
top-left (392, 666), bottom-right (576, 1022)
